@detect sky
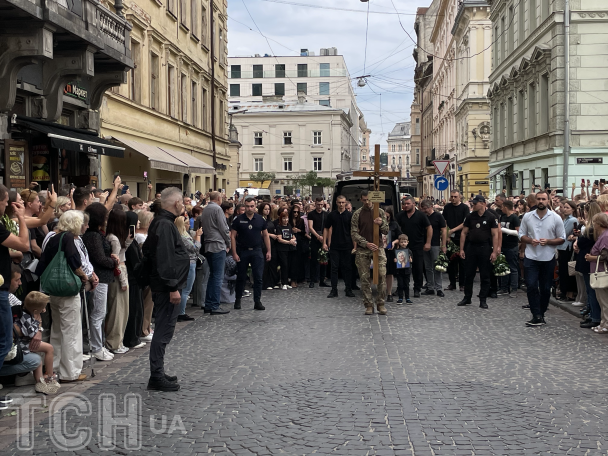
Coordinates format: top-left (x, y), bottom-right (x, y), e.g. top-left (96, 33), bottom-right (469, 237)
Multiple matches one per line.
top-left (227, 0), bottom-right (425, 151)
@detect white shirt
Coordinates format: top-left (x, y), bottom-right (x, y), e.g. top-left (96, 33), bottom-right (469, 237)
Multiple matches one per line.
top-left (518, 209), bottom-right (566, 261)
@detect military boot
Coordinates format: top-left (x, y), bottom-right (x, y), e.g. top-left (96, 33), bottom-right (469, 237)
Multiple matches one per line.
top-left (377, 303), bottom-right (388, 315)
top-left (365, 305), bottom-right (374, 315)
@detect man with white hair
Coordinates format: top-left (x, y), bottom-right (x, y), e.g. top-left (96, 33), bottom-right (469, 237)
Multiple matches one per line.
top-left (142, 187), bottom-right (190, 392)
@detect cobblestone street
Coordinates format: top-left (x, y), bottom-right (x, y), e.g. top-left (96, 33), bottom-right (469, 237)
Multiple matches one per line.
top-left (3, 280), bottom-right (608, 456)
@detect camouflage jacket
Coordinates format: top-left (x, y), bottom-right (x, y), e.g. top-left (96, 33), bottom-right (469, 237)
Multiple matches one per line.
top-left (351, 206), bottom-right (389, 250)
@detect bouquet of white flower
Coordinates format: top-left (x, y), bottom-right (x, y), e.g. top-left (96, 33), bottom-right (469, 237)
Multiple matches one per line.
top-left (493, 254), bottom-right (510, 277)
top-left (434, 252), bottom-right (449, 272)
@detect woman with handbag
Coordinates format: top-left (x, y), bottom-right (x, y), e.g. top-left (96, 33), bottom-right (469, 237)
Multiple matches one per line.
top-left (83, 203), bottom-right (118, 362)
top-left (135, 210), bottom-right (155, 340)
top-left (175, 214), bottom-right (201, 322)
top-left (557, 201), bottom-right (578, 301)
top-left (36, 211), bottom-right (90, 383)
top-left (575, 202), bottom-right (602, 328)
top-left (123, 211), bottom-right (146, 349)
top-left (585, 213), bottom-right (608, 334)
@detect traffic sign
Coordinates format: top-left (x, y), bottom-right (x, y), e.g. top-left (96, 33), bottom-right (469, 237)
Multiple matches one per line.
top-left (433, 160), bottom-right (450, 175)
top-left (434, 175), bottom-right (449, 191)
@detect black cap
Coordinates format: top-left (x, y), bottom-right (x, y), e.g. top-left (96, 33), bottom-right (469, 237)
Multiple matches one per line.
top-left (472, 195), bottom-right (486, 204)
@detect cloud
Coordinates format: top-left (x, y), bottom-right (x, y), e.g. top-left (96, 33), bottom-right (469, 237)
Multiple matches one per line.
top-left (228, 0), bottom-right (421, 150)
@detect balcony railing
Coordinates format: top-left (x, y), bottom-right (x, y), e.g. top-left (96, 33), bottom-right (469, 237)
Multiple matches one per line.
top-left (229, 68), bottom-right (347, 79)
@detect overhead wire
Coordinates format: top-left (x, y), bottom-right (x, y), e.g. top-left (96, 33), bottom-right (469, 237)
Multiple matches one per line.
top-left (259, 0), bottom-right (442, 16)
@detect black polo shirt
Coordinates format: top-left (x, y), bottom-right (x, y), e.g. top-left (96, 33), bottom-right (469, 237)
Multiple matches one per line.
top-left (463, 209), bottom-right (498, 246)
top-left (231, 213), bottom-right (268, 249)
top-left (324, 209), bottom-right (352, 250)
top-left (427, 211), bottom-right (446, 247)
top-left (442, 203), bottom-right (470, 240)
top-left (396, 209), bottom-right (431, 249)
top-left (307, 210), bottom-right (326, 237)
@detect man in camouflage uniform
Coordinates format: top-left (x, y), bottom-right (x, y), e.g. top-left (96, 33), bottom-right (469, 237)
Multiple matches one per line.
top-left (351, 190), bottom-right (389, 315)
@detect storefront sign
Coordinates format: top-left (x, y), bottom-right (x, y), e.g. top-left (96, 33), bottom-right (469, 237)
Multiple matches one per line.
top-left (31, 144), bottom-right (51, 181)
top-left (475, 181), bottom-right (489, 185)
top-left (576, 158), bottom-right (603, 164)
top-left (64, 82), bottom-right (88, 102)
top-left (6, 141), bottom-right (27, 189)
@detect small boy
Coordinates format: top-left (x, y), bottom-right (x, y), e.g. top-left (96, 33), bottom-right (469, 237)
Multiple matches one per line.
top-left (394, 234), bottom-right (413, 304)
top-left (13, 291), bottom-right (60, 395)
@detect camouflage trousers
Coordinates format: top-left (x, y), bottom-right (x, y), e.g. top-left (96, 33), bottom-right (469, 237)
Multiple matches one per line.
top-left (355, 249), bottom-right (387, 307)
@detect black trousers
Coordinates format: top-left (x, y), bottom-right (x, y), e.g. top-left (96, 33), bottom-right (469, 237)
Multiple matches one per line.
top-left (330, 248), bottom-right (352, 290)
top-left (277, 250), bottom-right (290, 285)
top-left (123, 280), bottom-right (143, 348)
top-left (309, 238), bottom-right (326, 283)
top-left (448, 247), bottom-right (465, 287)
top-left (558, 248), bottom-right (577, 296)
top-left (150, 291), bottom-right (180, 379)
top-left (463, 244), bottom-right (492, 301)
top-left (396, 270), bottom-right (411, 299)
top-left (410, 248), bottom-right (425, 292)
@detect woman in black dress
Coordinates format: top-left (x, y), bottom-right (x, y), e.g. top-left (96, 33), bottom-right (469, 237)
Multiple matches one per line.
top-left (274, 208), bottom-right (296, 289)
top-left (259, 203), bottom-right (279, 289)
top-left (289, 205), bottom-right (307, 287)
top-left (384, 207), bottom-right (402, 301)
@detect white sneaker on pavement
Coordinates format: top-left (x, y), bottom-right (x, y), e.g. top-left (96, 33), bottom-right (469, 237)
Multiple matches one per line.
top-left (93, 350), bottom-right (113, 361)
top-left (141, 333), bottom-right (153, 342)
top-left (572, 301), bottom-right (586, 307)
top-left (132, 342), bottom-right (146, 349)
top-left (282, 285), bottom-right (288, 290)
top-left (112, 345), bottom-right (129, 354)
top-left (102, 347), bottom-right (115, 358)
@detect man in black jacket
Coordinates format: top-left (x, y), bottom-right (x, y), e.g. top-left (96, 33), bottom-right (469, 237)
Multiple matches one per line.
top-left (143, 187), bottom-right (190, 392)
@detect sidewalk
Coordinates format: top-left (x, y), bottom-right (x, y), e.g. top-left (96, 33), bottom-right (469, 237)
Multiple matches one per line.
top-left (549, 296), bottom-right (583, 319)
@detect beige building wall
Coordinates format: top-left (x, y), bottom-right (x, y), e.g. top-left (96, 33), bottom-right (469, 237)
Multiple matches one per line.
top-left (360, 129), bottom-right (371, 170)
top-left (453, 1), bottom-right (492, 198)
top-left (99, 0), bottom-right (235, 197)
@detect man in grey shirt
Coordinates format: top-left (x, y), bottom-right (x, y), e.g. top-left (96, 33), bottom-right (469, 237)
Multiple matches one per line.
top-left (201, 191), bottom-right (231, 314)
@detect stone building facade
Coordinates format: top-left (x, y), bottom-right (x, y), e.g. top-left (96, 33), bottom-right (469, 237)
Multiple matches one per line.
top-left (487, 0), bottom-right (608, 196)
top-left (99, 0), bottom-right (231, 197)
top-left (453, 1), bottom-right (492, 198)
top-left (0, 0), bottom-right (133, 190)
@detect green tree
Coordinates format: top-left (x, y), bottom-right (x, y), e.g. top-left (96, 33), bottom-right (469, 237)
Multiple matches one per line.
top-left (248, 171), bottom-right (276, 188)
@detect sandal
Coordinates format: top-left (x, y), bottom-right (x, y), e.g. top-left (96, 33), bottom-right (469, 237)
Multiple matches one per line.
top-left (596, 327), bottom-right (608, 335)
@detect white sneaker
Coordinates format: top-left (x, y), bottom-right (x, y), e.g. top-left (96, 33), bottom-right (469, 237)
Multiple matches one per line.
top-left (273, 285), bottom-right (280, 289)
top-left (93, 349), bottom-right (113, 361)
top-left (243, 290), bottom-right (251, 297)
top-left (132, 342), bottom-right (146, 349)
top-left (572, 301), bottom-right (586, 307)
top-left (102, 347), bottom-right (115, 358)
top-left (282, 285), bottom-right (288, 290)
top-left (82, 354), bottom-right (91, 361)
top-left (286, 285), bottom-right (292, 289)
top-left (141, 333), bottom-right (154, 342)
top-left (112, 345), bottom-right (129, 354)
top-left (267, 287), bottom-right (273, 290)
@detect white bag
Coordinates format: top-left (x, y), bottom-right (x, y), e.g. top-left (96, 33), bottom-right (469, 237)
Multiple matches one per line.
top-left (590, 257), bottom-right (608, 289)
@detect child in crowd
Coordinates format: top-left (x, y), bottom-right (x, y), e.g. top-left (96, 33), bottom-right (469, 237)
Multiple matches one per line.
top-left (13, 291), bottom-right (60, 395)
top-left (394, 234), bottom-right (413, 304)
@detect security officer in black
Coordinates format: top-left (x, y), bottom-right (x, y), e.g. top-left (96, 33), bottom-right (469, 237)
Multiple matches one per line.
top-left (230, 197), bottom-right (271, 310)
top-left (456, 195), bottom-right (500, 309)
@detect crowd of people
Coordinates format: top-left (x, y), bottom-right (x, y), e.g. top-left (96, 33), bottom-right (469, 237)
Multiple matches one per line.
top-left (2, 177), bottom-right (608, 398)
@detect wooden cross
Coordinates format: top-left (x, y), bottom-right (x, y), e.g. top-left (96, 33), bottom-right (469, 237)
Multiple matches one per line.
top-left (352, 144), bottom-right (400, 284)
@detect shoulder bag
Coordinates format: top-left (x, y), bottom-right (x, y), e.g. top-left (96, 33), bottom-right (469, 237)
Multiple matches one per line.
top-left (40, 232), bottom-right (82, 297)
top-left (567, 249), bottom-right (577, 276)
top-left (590, 256), bottom-right (608, 289)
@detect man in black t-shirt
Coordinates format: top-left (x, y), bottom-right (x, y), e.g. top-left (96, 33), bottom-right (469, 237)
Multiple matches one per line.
top-left (0, 185), bottom-right (33, 381)
top-left (323, 195), bottom-right (354, 298)
top-left (456, 195), bottom-right (500, 309)
top-left (420, 200), bottom-right (447, 297)
top-left (498, 200), bottom-right (521, 297)
top-left (442, 190), bottom-right (470, 291)
top-left (396, 196), bottom-right (432, 298)
top-left (307, 197), bottom-right (329, 288)
top-left (231, 197), bottom-right (271, 310)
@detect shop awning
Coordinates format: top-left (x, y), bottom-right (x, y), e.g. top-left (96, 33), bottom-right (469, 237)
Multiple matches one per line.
top-left (113, 137), bottom-right (189, 174)
top-left (14, 116), bottom-right (124, 158)
top-left (239, 180), bottom-right (271, 189)
top-left (160, 148), bottom-right (215, 175)
top-left (486, 164), bottom-right (511, 179)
